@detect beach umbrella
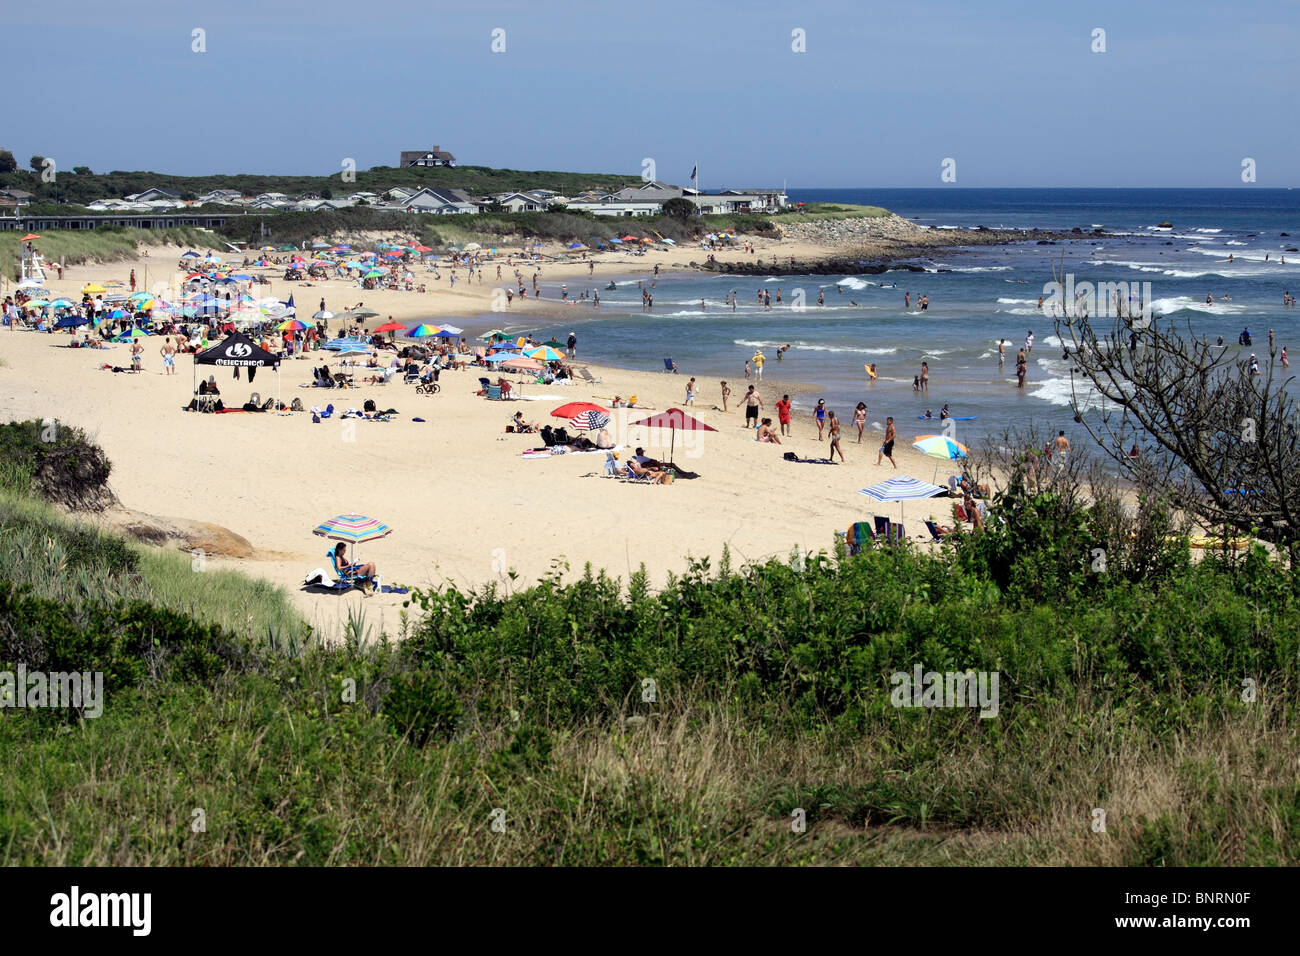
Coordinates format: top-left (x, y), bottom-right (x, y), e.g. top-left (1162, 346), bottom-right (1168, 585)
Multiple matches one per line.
top-left (433, 323), bottom-right (464, 335)
top-left (432, 329), bottom-right (459, 339)
top-left (481, 329), bottom-right (510, 340)
top-left (912, 434), bottom-right (970, 482)
top-left (484, 352), bottom-right (517, 363)
top-left (608, 237), bottom-right (623, 244)
top-left (858, 475), bottom-right (947, 527)
top-left (628, 408), bottom-right (718, 463)
top-left (568, 409), bottom-right (610, 431)
top-left (525, 346), bottom-right (564, 362)
top-left (258, 246), bottom-right (276, 252)
top-left (231, 273), bottom-right (254, 281)
top-left (17, 278), bottom-right (45, 288)
top-left (312, 513), bottom-right (391, 574)
top-left (278, 245), bottom-right (295, 252)
top-left (49, 298), bottom-right (74, 308)
top-left (551, 401), bottom-right (609, 419)
top-left (82, 283), bottom-right (106, 294)
top-left (912, 435), bottom-right (969, 460)
top-left (501, 356), bottom-right (542, 372)
top-left (405, 323), bottom-right (441, 338)
top-left (55, 315), bottom-right (87, 329)
top-left (20, 233), bottom-right (41, 241)
top-left (567, 241), bottom-right (584, 250)
top-left (373, 321), bottom-right (405, 334)
top-left (25, 299), bottom-right (50, 308)
top-left (277, 318), bottom-right (310, 331)
top-left (311, 241), bottom-right (329, 248)
top-left (181, 250), bottom-right (201, 258)
top-left (313, 310), bottom-right (335, 320)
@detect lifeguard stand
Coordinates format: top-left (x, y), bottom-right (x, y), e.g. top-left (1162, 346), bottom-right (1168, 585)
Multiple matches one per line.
top-left (18, 238), bottom-right (47, 283)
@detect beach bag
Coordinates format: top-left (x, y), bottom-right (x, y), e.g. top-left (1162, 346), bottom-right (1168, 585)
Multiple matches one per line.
top-left (783, 451), bottom-right (798, 461)
top-left (291, 398), bottom-right (304, 411)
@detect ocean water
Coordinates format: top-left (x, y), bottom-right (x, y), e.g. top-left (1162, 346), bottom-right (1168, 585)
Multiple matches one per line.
top-left (517, 189), bottom-right (1300, 443)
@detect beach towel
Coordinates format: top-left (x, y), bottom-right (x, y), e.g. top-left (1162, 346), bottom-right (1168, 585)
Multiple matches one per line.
top-left (783, 453), bottom-right (838, 465)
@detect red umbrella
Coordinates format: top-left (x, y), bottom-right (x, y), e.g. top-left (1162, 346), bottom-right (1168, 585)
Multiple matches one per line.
top-left (551, 401), bottom-right (609, 419)
top-left (628, 408), bottom-right (717, 462)
top-left (20, 233), bottom-right (41, 241)
top-left (373, 321), bottom-right (405, 333)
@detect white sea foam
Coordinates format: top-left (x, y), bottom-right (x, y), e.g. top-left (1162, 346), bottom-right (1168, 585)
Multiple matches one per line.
top-left (837, 277), bottom-right (872, 290)
top-left (997, 297), bottom-right (1037, 304)
top-left (731, 338), bottom-right (898, 355)
top-left (1194, 228), bottom-right (1223, 234)
top-left (1150, 296), bottom-right (1246, 315)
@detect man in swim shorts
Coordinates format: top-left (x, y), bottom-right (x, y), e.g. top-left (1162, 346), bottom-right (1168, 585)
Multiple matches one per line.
top-left (876, 417), bottom-right (897, 469)
top-left (744, 385), bottom-right (763, 428)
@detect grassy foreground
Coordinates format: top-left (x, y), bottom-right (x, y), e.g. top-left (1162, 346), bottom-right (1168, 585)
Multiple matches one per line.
top-left (0, 422), bottom-right (1296, 865)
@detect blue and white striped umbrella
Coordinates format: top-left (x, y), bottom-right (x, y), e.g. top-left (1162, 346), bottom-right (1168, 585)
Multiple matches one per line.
top-left (858, 475), bottom-right (947, 528)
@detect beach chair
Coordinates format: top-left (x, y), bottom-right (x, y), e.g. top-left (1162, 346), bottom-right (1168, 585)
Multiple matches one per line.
top-left (844, 520), bottom-right (875, 556)
top-left (576, 366), bottom-right (602, 385)
top-left (924, 520), bottom-right (951, 543)
top-left (874, 515), bottom-right (892, 540)
top-left (624, 462), bottom-right (653, 482)
top-left (327, 549), bottom-right (372, 592)
top-left (477, 376), bottom-right (491, 395)
top-left (662, 358), bottom-right (677, 373)
top-left (604, 451), bottom-right (620, 476)
top-left (486, 385), bottom-right (502, 400)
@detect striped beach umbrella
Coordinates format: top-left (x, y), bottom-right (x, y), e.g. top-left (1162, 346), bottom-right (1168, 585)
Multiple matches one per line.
top-left (312, 513), bottom-right (392, 544)
top-left (858, 475), bottom-right (947, 526)
top-left (277, 318), bottom-right (310, 331)
top-left (525, 346), bottom-right (564, 362)
top-left (569, 410), bottom-right (610, 431)
top-left (406, 323), bottom-right (441, 338)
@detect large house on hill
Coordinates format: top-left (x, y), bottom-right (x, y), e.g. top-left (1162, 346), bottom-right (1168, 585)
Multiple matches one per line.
top-left (400, 147), bottom-right (456, 168)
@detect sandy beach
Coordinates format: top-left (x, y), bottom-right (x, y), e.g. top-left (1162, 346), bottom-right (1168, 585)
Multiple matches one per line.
top-left (1, 236), bottom-right (954, 642)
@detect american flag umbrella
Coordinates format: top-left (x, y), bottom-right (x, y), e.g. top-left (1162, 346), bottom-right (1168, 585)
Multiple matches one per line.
top-left (569, 410), bottom-right (610, 431)
top-left (312, 513), bottom-right (392, 543)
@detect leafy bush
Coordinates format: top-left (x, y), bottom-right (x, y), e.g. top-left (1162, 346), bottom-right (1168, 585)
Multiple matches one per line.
top-left (0, 420), bottom-right (115, 511)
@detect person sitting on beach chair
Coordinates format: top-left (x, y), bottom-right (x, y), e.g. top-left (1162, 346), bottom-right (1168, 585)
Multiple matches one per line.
top-left (627, 459), bottom-right (672, 484)
top-left (510, 411), bottom-right (538, 433)
top-left (329, 542), bottom-right (377, 594)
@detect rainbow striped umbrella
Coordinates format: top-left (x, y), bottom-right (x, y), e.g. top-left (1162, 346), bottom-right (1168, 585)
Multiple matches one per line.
top-left (312, 514), bottom-right (392, 544)
top-left (912, 435), bottom-right (969, 460)
top-left (277, 318), bottom-right (311, 331)
top-left (525, 346), bottom-right (565, 362)
top-left (405, 324), bottom-right (441, 338)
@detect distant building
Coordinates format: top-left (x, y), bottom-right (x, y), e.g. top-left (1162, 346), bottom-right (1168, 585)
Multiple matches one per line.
top-left (565, 199), bottom-right (663, 218)
top-left (126, 187), bottom-right (182, 203)
top-left (490, 192), bottom-right (547, 213)
top-left (402, 187), bottom-right (478, 215)
top-left (400, 147), bottom-right (457, 168)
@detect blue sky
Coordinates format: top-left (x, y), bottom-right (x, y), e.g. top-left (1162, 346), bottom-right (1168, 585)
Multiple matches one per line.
top-left (8, 0), bottom-right (1299, 187)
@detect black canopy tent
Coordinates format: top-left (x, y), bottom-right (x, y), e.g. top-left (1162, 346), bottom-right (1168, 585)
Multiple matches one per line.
top-left (194, 332), bottom-right (282, 411)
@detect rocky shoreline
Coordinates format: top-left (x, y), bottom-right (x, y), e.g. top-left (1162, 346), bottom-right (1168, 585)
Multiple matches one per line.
top-left (696, 213), bottom-right (1099, 276)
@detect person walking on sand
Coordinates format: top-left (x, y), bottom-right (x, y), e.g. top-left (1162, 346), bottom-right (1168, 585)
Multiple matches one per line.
top-left (853, 401), bottom-right (867, 442)
top-left (720, 381), bottom-right (731, 411)
top-left (828, 410), bottom-right (845, 462)
top-left (877, 417), bottom-right (897, 468)
top-left (776, 393), bottom-right (792, 437)
top-left (744, 385), bottom-right (763, 429)
top-left (813, 399), bottom-right (827, 440)
top-left (131, 339), bottom-right (144, 372)
top-left (685, 377), bottom-right (696, 405)
top-left (159, 337), bottom-right (177, 376)
top-left (744, 359), bottom-right (750, 380)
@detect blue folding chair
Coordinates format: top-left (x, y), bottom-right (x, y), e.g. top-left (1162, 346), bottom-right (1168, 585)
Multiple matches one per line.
top-left (328, 549), bottom-right (372, 592)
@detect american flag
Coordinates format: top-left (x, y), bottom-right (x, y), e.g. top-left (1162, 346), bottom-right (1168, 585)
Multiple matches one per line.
top-left (569, 410), bottom-right (610, 431)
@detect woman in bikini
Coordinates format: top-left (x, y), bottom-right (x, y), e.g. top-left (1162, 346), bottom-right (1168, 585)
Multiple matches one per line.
top-left (853, 402), bottom-right (867, 442)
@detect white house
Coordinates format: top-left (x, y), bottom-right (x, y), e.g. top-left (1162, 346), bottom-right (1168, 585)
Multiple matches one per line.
top-left (402, 187), bottom-right (479, 215)
top-left (565, 200), bottom-right (663, 217)
top-left (491, 192), bottom-right (547, 213)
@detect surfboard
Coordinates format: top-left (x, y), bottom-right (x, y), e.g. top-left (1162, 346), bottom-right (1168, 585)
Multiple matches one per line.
top-left (918, 416), bottom-right (977, 421)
